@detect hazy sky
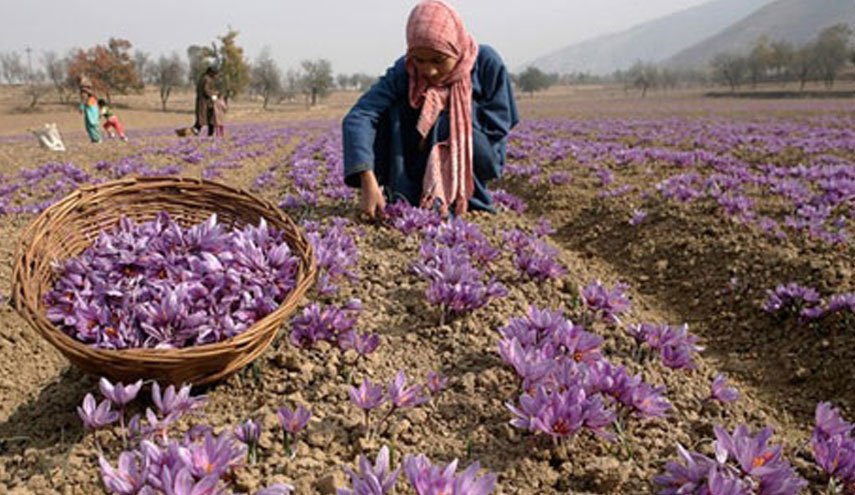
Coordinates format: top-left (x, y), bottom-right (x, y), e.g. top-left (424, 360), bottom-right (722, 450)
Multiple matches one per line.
top-left (1, 0), bottom-right (712, 75)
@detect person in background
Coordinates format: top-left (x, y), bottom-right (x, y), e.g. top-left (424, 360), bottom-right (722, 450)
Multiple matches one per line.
top-left (211, 95), bottom-right (227, 138)
top-left (97, 98), bottom-right (128, 141)
top-left (342, 0), bottom-right (519, 219)
top-left (78, 79), bottom-right (101, 144)
top-left (193, 66), bottom-right (220, 136)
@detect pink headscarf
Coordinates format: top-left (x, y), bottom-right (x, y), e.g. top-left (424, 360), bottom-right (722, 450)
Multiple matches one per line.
top-left (406, 0), bottom-right (478, 216)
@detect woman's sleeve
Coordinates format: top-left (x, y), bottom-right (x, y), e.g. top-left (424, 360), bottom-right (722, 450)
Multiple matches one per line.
top-left (342, 58), bottom-right (407, 188)
top-left (472, 46), bottom-right (520, 181)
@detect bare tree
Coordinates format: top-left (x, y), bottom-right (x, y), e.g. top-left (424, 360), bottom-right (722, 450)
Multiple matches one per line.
top-left (747, 36), bottom-right (773, 88)
top-left (658, 67), bottom-right (680, 91)
top-left (250, 48), bottom-right (283, 109)
top-left (133, 50), bottom-right (151, 85)
top-left (790, 44), bottom-right (817, 91)
top-left (279, 68), bottom-right (301, 103)
top-left (299, 59), bottom-right (334, 106)
top-left (769, 40), bottom-right (795, 83)
top-left (24, 70), bottom-right (49, 108)
top-left (42, 51), bottom-right (72, 103)
top-left (630, 61), bottom-right (659, 97)
top-left (350, 73), bottom-right (377, 92)
top-left (151, 52), bottom-right (186, 111)
top-left (0, 52), bottom-right (26, 84)
top-left (813, 24), bottom-right (853, 89)
top-left (336, 73), bottom-right (351, 90)
top-left (711, 53), bottom-right (747, 91)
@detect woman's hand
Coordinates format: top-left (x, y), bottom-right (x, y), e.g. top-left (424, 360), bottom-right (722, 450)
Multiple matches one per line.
top-left (359, 170), bottom-right (386, 220)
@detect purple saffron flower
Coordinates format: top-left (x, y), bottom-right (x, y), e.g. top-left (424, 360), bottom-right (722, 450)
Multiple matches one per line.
top-left (424, 218), bottom-right (500, 266)
top-left (403, 454), bottom-right (455, 495)
top-left (507, 387), bottom-right (549, 432)
top-left (78, 393), bottom-right (120, 430)
top-left (339, 329), bottom-right (381, 357)
top-left (235, 418), bottom-right (261, 446)
top-left (491, 189), bottom-right (527, 214)
top-left (178, 431), bottom-right (246, 480)
top-left (625, 381), bottom-right (671, 420)
top-left (652, 443), bottom-right (715, 494)
top-left (152, 382), bottom-right (207, 419)
top-left (452, 460), bottom-right (498, 495)
top-left (710, 373), bottom-right (739, 404)
top-left (403, 454), bottom-right (497, 495)
top-left (384, 200), bottom-right (442, 235)
top-left (642, 323), bottom-right (704, 370)
top-left (625, 323), bottom-right (648, 348)
top-left (826, 293), bottom-right (855, 315)
top-left (338, 445), bottom-right (401, 495)
top-left (497, 337), bottom-right (554, 384)
top-left (162, 468), bottom-right (222, 495)
top-left (581, 280), bottom-right (631, 324)
top-left (707, 467), bottom-right (751, 494)
top-left (290, 300), bottom-right (361, 349)
top-left (812, 433), bottom-right (855, 485)
top-left (426, 371), bottom-right (449, 395)
top-left (655, 424), bottom-right (806, 495)
top-left (277, 405), bottom-right (312, 435)
top-left (594, 364), bottom-right (671, 420)
top-left (99, 452), bottom-right (148, 495)
top-left (527, 386), bottom-right (616, 440)
top-left (532, 217), bottom-right (556, 238)
top-left (349, 378), bottom-right (387, 412)
top-left (814, 402), bottom-right (854, 441)
top-left (629, 209), bottom-right (647, 226)
top-left (388, 370), bottom-right (429, 409)
top-left (503, 230), bottom-right (565, 282)
top-left (276, 405), bottom-right (312, 458)
top-left (303, 219), bottom-right (360, 296)
top-left (235, 418), bottom-right (262, 463)
top-left (415, 242), bottom-right (507, 318)
top-left (99, 378), bottom-right (143, 407)
top-left (761, 283), bottom-right (821, 315)
top-left (714, 425), bottom-right (800, 483)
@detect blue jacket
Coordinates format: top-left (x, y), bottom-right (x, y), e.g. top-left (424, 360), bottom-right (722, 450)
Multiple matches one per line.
top-left (342, 44), bottom-right (519, 211)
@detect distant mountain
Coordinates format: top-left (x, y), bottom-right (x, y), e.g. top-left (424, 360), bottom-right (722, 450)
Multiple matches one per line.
top-left (524, 0), bottom-right (774, 75)
top-left (667, 0), bottom-right (855, 69)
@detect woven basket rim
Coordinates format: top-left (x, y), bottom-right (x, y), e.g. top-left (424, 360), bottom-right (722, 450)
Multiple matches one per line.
top-left (10, 175), bottom-right (317, 382)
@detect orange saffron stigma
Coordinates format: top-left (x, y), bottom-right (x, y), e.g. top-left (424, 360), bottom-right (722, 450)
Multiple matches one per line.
top-left (752, 452), bottom-right (773, 469)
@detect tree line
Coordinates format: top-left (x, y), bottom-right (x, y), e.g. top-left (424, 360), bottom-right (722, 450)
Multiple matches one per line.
top-left (0, 29), bottom-right (379, 110)
top-left (709, 23), bottom-right (853, 91)
top-left (5, 24), bottom-right (850, 107)
top-left (513, 23), bottom-right (855, 98)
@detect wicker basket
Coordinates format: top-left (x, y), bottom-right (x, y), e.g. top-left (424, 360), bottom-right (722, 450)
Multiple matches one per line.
top-left (11, 176), bottom-right (316, 385)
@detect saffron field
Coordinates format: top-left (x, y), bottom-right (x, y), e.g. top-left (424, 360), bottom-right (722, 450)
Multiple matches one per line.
top-left (0, 91), bottom-right (854, 494)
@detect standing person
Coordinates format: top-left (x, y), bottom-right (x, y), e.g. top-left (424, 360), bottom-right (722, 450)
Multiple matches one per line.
top-left (193, 66), bottom-right (219, 136)
top-left (78, 78), bottom-right (101, 144)
top-left (211, 96), bottom-right (227, 138)
top-left (342, 0), bottom-right (519, 219)
top-left (98, 98), bottom-right (128, 141)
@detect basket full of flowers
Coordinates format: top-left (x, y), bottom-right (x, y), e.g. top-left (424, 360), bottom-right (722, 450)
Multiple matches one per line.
top-left (11, 176), bottom-right (316, 385)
